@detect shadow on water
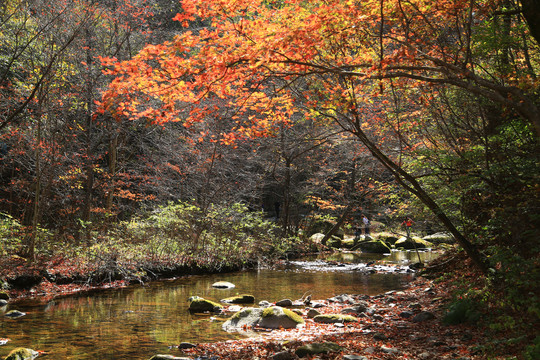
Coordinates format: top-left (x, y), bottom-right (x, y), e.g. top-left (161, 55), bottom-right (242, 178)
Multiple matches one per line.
top-left (0, 250), bottom-right (439, 359)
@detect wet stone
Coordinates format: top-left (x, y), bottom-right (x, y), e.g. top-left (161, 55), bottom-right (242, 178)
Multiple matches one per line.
top-left (271, 351), bottom-right (293, 360)
top-left (343, 355), bottom-right (368, 360)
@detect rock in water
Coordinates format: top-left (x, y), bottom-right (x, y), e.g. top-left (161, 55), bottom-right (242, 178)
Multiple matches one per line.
top-left (4, 348), bottom-right (39, 360)
top-left (211, 281), bottom-right (235, 289)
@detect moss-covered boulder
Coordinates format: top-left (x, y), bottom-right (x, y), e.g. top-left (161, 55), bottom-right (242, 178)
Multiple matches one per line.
top-left (295, 342), bottom-right (344, 358)
top-left (375, 232), bottom-right (400, 245)
top-left (313, 314), bottom-right (358, 324)
top-left (221, 294), bottom-right (255, 304)
top-left (259, 306), bottom-right (305, 329)
top-left (188, 297), bottom-right (223, 313)
top-left (306, 218), bottom-right (344, 238)
top-left (222, 308), bottom-right (263, 331)
top-left (4, 348), bottom-right (39, 360)
top-left (422, 232), bottom-right (454, 244)
top-left (341, 237), bottom-right (356, 249)
top-left (394, 236), bottom-right (432, 250)
top-left (325, 235), bottom-right (342, 248)
top-left (309, 233), bottom-right (325, 244)
top-left (357, 239), bottom-right (391, 253)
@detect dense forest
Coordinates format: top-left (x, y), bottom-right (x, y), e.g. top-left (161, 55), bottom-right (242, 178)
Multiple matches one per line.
top-left (0, 0), bottom-right (539, 359)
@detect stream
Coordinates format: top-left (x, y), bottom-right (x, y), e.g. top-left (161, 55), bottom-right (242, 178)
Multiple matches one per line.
top-left (0, 250), bottom-right (439, 359)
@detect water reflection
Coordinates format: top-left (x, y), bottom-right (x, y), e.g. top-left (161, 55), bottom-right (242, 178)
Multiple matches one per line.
top-left (0, 251), bottom-right (436, 359)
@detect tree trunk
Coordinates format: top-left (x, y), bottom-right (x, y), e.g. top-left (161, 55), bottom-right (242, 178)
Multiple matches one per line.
top-left (352, 125), bottom-right (489, 273)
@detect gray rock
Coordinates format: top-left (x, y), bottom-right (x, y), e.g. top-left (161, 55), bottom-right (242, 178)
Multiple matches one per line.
top-left (372, 314), bottom-right (384, 322)
top-left (223, 306), bottom-right (305, 331)
top-left (0, 299), bottom-right (8, 306)
top-left (307, 309), bottom-right (321, 318)
top-left (422, 232), bottom-right (454, 244)
top-left (412, 311), bottom-right (435, 322)
top-left (373, 332), bottom-right (387, 341)
top-left (380, 346), bottom-right (399, 354)
top-left (259, 300), bottom-right (272, 307)
top-left (275, 299), bottom-right (293, 307)
top-left (271, 351), bottom-right (293, 360)
top-left (343, 355), bottom-right (368, 360)
top-left (399, 311), bottom-right (414, 318)
top-left (177, 342), bottom-right (196, 349)
top-left (328, 294), bottom-right (355, 304)
top-left (258, 306), bottom-right (305, 329)
top-left (222, 308), bottom-right (263, 331)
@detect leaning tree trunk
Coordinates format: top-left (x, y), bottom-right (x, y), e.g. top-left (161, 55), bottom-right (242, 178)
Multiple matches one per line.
top-left (352, 126), bottom-right (489, 274)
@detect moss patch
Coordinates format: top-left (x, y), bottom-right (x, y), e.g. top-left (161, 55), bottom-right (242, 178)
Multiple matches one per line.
top-left (262, 306), bottom-right (304, 324)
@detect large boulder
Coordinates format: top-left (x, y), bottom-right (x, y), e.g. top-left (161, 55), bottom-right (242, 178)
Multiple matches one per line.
top-left (309, 233), bottom-right (325, 244)
top-left (394, 237), bottom-right (432, 250)
top-left (259, 306), bottom-right (305, 329)
top-left (422, 232), bottom-right (455, 244)
top-left (356, 239), bottom-right (391, 253)
top-left (223, 306), bottom-right (305, 331)
top-left (222, 308), bottom-right (263, 331)
top-left (4, 348), bottom-right (39, 360)
top-left (375, 232), bottom-right (400, 245)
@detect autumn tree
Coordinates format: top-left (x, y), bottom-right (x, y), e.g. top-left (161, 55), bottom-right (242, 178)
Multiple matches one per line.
top-left (98, 0), bottom-right (540, 272)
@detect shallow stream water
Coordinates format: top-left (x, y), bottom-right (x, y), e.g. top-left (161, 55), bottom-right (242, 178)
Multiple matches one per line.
top-left (0, 250), bottom-right (438, 359)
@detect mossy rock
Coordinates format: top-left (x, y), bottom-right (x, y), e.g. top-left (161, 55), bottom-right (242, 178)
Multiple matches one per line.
top-left (0, 292), bottom-right (9, 301)
top-left (325, 236), bottom-right (342, 248)
top-left (422, 232), bottom-right (455, 244)
top-left (357, 239), bottom-right (391, 254)
top-left (313, 314), bottom-right (358, 324)
top-left (221, 294), bottom-right (255, 304)
top-left (223, 308), bottom-right (263, 331)
top-left (4, 348), bottom-right (39, 360)
top-left (188, 297), bottom-right (223, 313)
top-left (375, 232), bottom-right (399, 245)
top-left (259, 306), bottom-right (305, 329)
top-left (394, 236), bottom-right (432, 250)
top-left (341, 237), bottom-right (356, 249)
top-left (309, 233), bottom-right (325, 244)
top-left (295, 342), bottom-right (344, 358)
